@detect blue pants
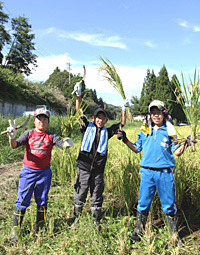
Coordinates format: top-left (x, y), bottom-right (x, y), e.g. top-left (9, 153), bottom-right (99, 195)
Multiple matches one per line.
top-left (15, 165), bottom-right (52, 211)
top-left (137, 167), bottom-right (177, 215)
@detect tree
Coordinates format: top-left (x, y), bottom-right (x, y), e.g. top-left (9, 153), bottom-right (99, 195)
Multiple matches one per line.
top-left (170, 74), bottom-right (186, 122)
top-left (0, 2), bottom-right (11, 64)
top-left (155, 65), bottom-right (173, 113)
top-left (130, 95), bottom-right (140, 116)
top-left (139, 69), bottom-right (157, 114)
top-left (45, 67), bottom-right (69, 91)
top-left (5, 15), bottom-right (37, 75)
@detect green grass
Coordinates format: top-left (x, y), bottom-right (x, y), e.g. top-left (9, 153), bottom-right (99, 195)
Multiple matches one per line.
top-left (0, 116), bottom-right (199, 254)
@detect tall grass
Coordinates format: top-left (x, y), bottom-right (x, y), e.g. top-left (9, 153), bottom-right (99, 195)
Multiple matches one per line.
top-left (172, 70), bottom-right (200, 151)
top-left (0, 116), bottom-right (200, 254)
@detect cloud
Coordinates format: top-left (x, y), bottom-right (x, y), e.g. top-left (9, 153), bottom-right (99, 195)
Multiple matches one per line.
top-left (37, 27), bottom-right (127, 49)
top-left (28, 54), bottom-right (72, 82)
top-left (193, 26), bottom-right (200, 32)
top-left (176, 19), bottom-right (200, 32)
top-left (28, 53), bottom-right (161, 105)
top-left (177, 19), bottom-right (190, 28)
top-left (145, 40), bottom-right (157, 48)
top-left (28, 54), bottom-right (184, 106)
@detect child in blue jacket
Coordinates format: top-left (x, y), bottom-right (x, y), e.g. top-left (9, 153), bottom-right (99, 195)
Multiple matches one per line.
top-left (118, 100), bottom-right (187, 243)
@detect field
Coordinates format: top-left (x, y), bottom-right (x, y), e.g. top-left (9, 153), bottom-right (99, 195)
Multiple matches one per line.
top-left (0, 116), bottom-right (200, 254)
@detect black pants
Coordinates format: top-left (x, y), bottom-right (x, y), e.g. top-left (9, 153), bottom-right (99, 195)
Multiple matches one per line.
top-left (74, 168), bottom-right (104, 208)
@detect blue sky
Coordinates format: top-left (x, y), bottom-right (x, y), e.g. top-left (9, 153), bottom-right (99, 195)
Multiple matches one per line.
top-left (2, 0), bottom-right (200, 106)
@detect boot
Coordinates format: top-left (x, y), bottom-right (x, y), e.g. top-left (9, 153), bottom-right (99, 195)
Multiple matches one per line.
top-left (131, 211), bottom-right (148, 243)
top-left (91, 207), bottom-right (101, 227)
top-left (9, 209), bottom-right (26, 242)
top-left (167, 214), bottom-right (182, 245)
top-left (36, 205), bottom-right (47, 232)
top-left (72, 204), bottom-right (83, 226)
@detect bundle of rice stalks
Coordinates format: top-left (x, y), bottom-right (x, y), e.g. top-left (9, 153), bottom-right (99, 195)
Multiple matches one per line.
top-left (98, 56), bottom-right (134, 122)
top-left (61, 102), bottom-right (87, 137)
top-left (172, 69), bottom-right (200, 152)
top-left (173, 135), bottom-right (199, 153)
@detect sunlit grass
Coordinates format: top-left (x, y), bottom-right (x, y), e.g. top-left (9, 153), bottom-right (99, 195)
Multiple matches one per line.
top-left (0, 117), bottom-right (199, 254)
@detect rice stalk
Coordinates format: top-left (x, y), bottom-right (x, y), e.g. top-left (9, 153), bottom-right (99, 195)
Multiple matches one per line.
top-left (172, 69), bottom-right (200, 151)
top-left (58, 103), bottom-right (87, 186)
top-left (98, 56), bottom-right (134, 122)
top-left (60, 102), bottom-right (87, 137)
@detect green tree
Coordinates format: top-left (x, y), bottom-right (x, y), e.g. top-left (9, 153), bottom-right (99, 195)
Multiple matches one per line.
top-left (92, 89), bottom-right (98, 104)
top-left (5, 15), bottom-right (37, 75)
top-left (45, 67), bottom-right (69, 91)
top-left (130, 95), bottom-right (140, 116)
top-left (0, 2), bottom-right (11, 64)
top-left (170, 74), bottom-right (186, 122)
top-left (139, 69), bottom-right (157, 114)
top-left (155, 65), bottom-right (173, 113)
top-left (44, 67), bottom-right (87, 104)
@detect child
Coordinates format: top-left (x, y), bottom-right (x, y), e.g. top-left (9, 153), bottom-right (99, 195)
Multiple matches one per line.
top-left (6, 106), bottom-right (73, 242)
top-left (117, 100), bottom-right (187, 243)
top-left (72, 81), bottom-right (129, 226)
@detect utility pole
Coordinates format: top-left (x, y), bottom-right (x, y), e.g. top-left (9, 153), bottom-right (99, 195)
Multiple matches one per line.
top-left (66, 61), bottom-right (72, 84)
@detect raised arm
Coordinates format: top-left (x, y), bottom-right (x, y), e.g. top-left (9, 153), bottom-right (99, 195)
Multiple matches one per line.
top-left (117, 130), bottom-right (139, 153)
top-left (76, 96), bottom-right (81, 111)
top-left (121, 110), bottom-right (126, 126)
top-left (121, 99), bottom-right (130, 126)
top-left (82, 65), bottom-right (86, 81)
top-left (73, 65), bottom-right (86, 111)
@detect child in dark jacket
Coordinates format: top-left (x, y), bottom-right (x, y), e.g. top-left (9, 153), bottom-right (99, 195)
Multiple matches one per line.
top-left (72, 79), bottom-right (129, 226)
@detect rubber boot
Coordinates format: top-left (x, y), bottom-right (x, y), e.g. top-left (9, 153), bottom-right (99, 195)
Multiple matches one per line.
top-left (131, 211), bottom-right (148, 243)
top-left (72, 204), bottom-right (83, 226)
top-left (36, 205), bottom-right (47, 232)
top-left (91, 207), bottom-right (101, 226)
top-left (167, 214), bottom-right (182, 245)
top-left (9, 209), bottom-right (26, 242)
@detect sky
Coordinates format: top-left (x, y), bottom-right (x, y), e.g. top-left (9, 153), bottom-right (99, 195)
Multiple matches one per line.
top-left (2, 0), bottom-right (200, 106)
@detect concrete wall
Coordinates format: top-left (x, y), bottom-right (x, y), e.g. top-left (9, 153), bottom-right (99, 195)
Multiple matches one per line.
top-left (0, 101), bottom-right (35, 117)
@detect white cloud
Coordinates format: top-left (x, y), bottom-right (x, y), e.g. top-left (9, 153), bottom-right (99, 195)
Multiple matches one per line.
top-left (28, 54), bottom-right (162, 105)
top-left (28, 54), bottom-right (72, 82)
top-left (145, 40), bottom-right (156, 48)
top-left (177, 18), bottom-right (200, 32)
top-left (37, 27), bottom-right (127, 49)
top-left (193, 25), bottom-right (200, 32)
top-left (29, 54), bottom-right (188, 106)
top-left (177, 19), bottom-right (189, 28)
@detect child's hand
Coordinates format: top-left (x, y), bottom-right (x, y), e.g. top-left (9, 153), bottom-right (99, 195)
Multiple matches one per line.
top-left (72, 82), bottom-right (82, 97)
top-left (63, 137), bottom-right (73, 148)
top-left (122, 99), bottom-right (130, 111)
top-left (117, 130), bottom-right (127, 142)
top-left (7, 119), bottom-right (17, 140)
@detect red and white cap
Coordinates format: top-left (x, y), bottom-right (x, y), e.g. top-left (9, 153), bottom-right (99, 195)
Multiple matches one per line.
top-left (33, 107), bottom-right (50, 118)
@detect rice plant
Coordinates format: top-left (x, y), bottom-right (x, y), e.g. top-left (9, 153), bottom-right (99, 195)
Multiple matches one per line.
top-left (172, 69), bottom-right (200, 151)
top-left (98, 56), bottom-right (134, 122)
top-left (60, 102), bottom-right (87, 138)
top-left (0, 117), bottom-right (200, 254)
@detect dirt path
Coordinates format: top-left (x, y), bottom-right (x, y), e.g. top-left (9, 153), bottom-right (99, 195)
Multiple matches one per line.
top-left (0, 161), bottom-right (22, 190)
top-left (0, 162), bottom-right (22, 220)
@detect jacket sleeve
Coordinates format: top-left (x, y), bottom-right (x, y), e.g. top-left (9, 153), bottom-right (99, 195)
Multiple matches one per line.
top-left (107, 122), bottom-right (124, 139)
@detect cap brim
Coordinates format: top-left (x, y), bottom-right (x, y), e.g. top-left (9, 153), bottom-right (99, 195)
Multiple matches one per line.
top-left (34, 113), bottom-right (50, 118)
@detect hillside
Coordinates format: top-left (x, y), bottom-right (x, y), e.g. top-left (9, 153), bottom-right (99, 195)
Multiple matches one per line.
top-left (0, 67), bottom-right (121, 119)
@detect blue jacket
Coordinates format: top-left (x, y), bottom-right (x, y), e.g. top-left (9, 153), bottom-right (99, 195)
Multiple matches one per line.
top-left (135, 123), bottom-right (179, 168)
